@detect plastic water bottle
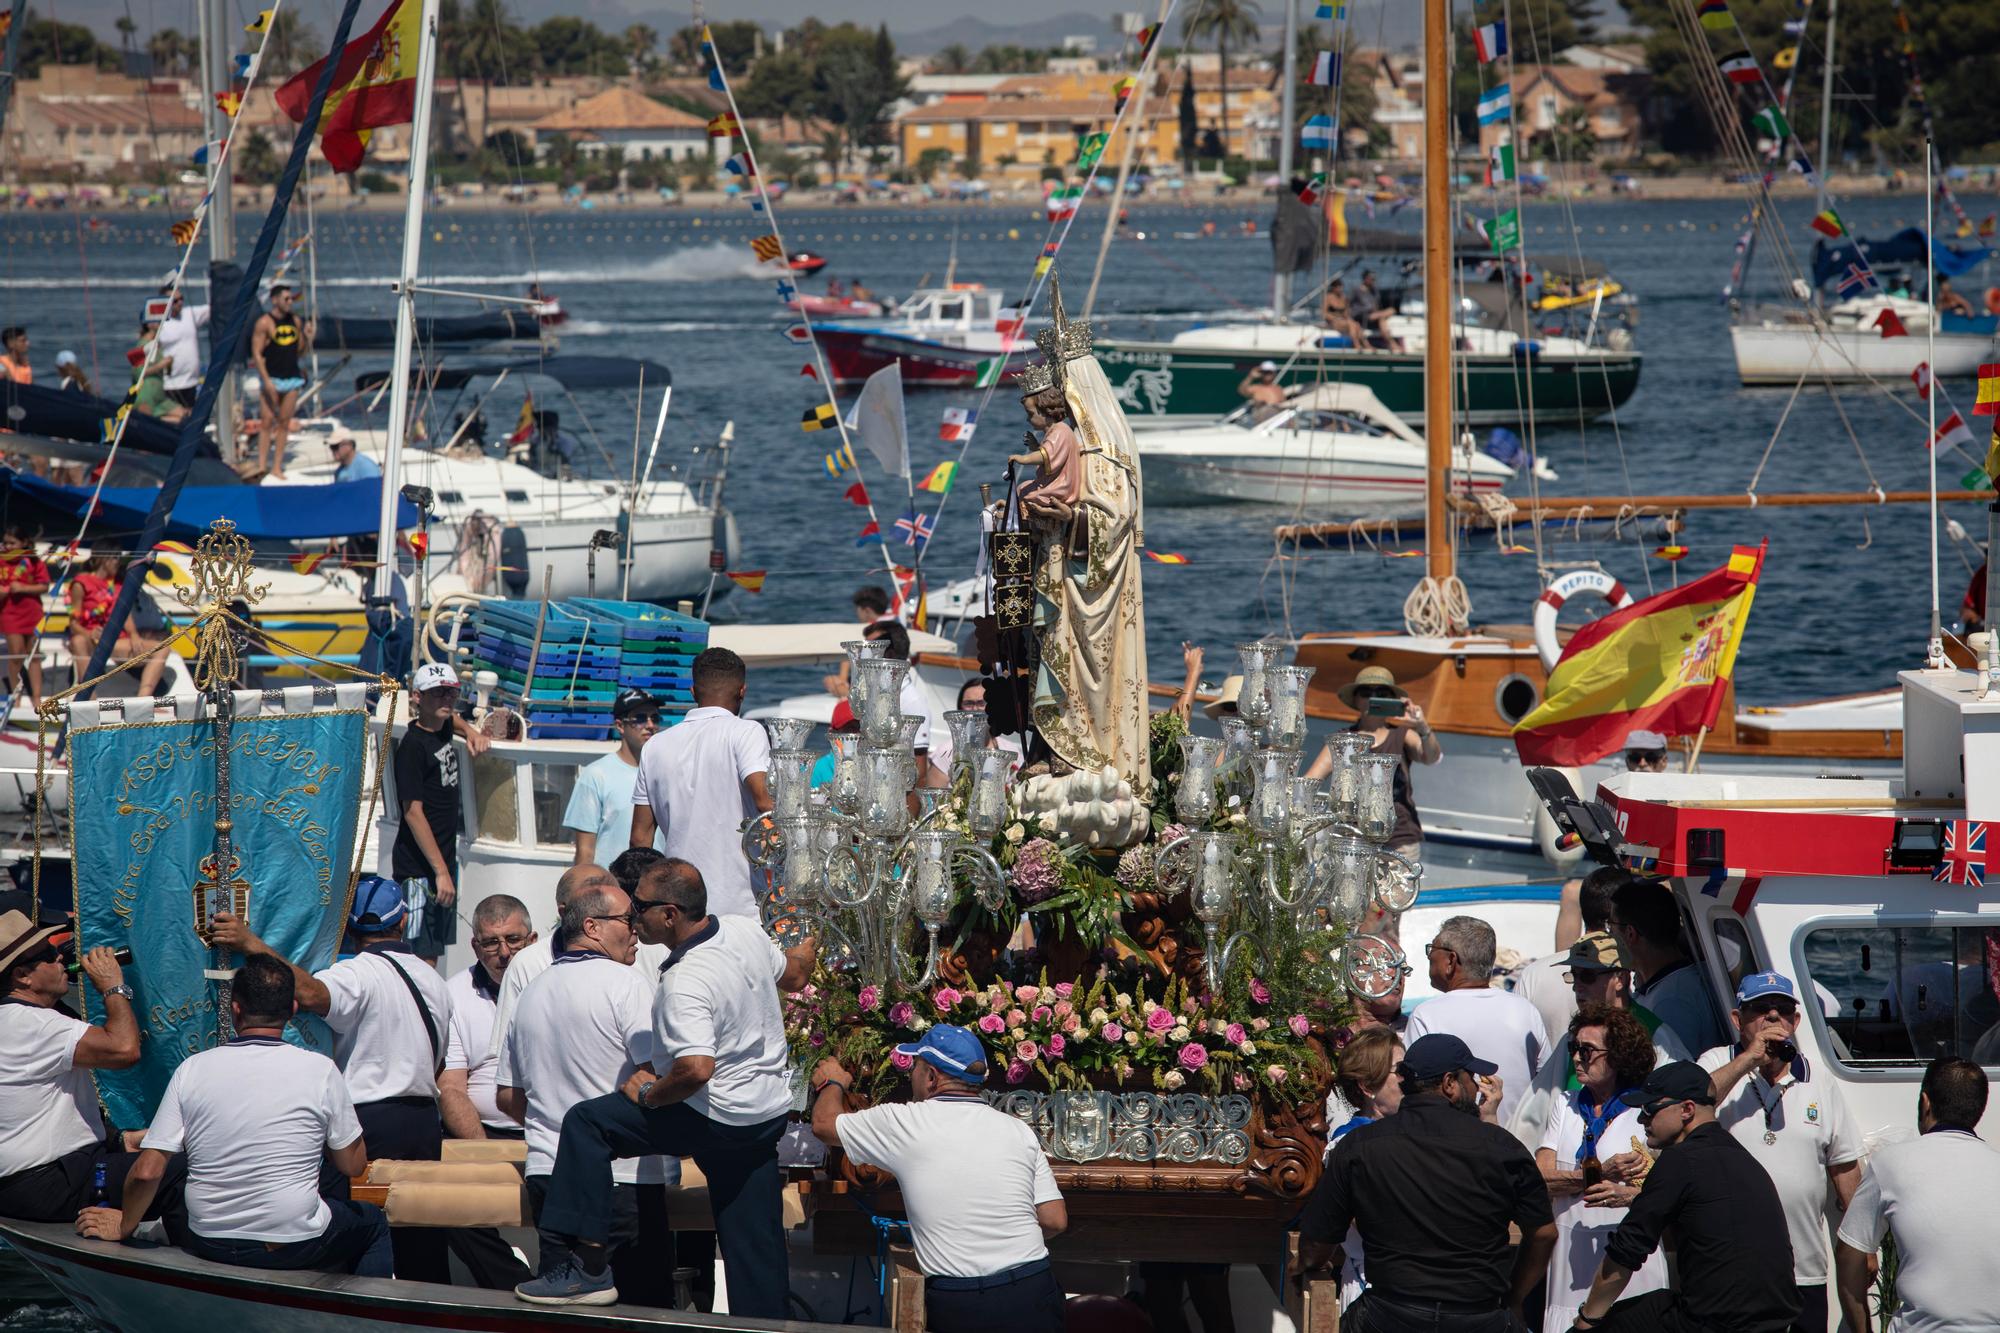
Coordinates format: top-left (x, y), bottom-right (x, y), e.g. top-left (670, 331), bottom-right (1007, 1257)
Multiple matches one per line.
top-left (91, 1162), bottom-right (108, 1209)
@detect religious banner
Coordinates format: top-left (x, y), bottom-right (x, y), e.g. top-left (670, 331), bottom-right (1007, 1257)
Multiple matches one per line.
top-left (71, 687), bottom-right (372, 1125)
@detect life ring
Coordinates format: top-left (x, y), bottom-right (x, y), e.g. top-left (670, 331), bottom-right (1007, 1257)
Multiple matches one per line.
top-left (1533, 569), bottom-right (1634, 671)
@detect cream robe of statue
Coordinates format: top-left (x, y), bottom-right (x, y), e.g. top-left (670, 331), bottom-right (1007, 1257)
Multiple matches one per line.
top-left (1029, 351), bottom-right (1150, 793)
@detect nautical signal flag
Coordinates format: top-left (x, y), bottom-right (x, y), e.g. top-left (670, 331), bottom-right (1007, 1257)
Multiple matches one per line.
top-left (724, 570), bottom-right (767, 594)
top-left (854, 520), bottom-right (881, 545)
top-left (1652, 545), bottom-right (1689, 562)
top-left (1809, 208), bottom-right (1845, 238)
top-left (1751, 106), bottom-right (1790, 141)
top-left (1512, 543), bottom-right (1767, 766)
top-left (1772, 46), bottom-right (1798, 70)
top-left (939, 407), bottom-right (978, 442)
top-left (245, 7), bottom-right (272, 32)
top-left (169, 217), bottom-right (199, 245)
top-left (1697, 0), bottom-right (1733, 30)
top-left (233, 52), bottom-right (255, 80)
top-left (290, 551), bottom-right (329, 575)
top-left (1987, 421), bottom-right (2000, 487)
top-left (844, 481), bottom-right (870, 506)
top-left (802, 402), bottom-right (839, 432)
top-left (973, 358), bottom-right (1005, 388)
top-left (1036, 240), bottom-right (1059, 277)
top-left (1719, 54), bottom-right (1760, 85)
top-left (750, 234), bottom-right (783, 263)
top-left (724, 152), bottom-right (756, 177)
top-left (707, 112), bottom-right (740, 138)
top-left (1477, 83), bottom-right (1511, 125)
top-left (1046, 184), bottom-right (1081, 220)
top-left (895, 511), bottom-right (934, 546)
top-left (1113, 75), bottom-right (1137, 110)
top-left (215, 89), bottom-right (242, 116)
top-left (1489, 207), bottom-right (1522, 254)
top-left (1134, 22), bottom-right (1160, 54)
top-left (1327, 191), bottom-right (1349, 247)
top-left (1913, 362), bottom-right (1932, 398)
top-left (274, 0), bottom-right (422, 173)
top-left (1296, 175), bottom-right (1323, 206)
top-left (1309, 51), bottom-right (1338, 85)
top-left (1873, 308), bottom-right (1908, 339)
top-left (1301, 115), bottom-right (1334, 149)
top-left (826, 442), bottom-right (858, 477)
top-left (1487, 144), bottom-right (1515, 186)
top-left (1975, 364), bottom-right (2000, 416)
top-left (1934, 412), bottom-right (1974, 453)
top-left (1983, 214), bottom-right (1997, 239)
top-left (1145, 551), bottom-right (1189, 564)
top-left (918, 461), bottom-right (958, 494)
top-left (1076, 132), bottom-right (1110, 171)
top-left (1472, 21), bottom-right (1507, 63)
top-left (1314, 1), bottom-right (1345, 17)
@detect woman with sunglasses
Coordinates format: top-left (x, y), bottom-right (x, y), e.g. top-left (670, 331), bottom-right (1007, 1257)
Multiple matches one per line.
top-left (1537, 1004), bottom-right (1663, 1333)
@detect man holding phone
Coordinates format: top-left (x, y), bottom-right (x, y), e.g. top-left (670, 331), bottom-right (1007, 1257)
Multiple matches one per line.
top-left (1306, 666), bottom-right (1441, 915)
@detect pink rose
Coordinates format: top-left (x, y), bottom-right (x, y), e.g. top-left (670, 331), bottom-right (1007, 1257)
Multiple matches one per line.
top-left (1249, 979), bottom-right (1272, 1005)
top-left (1062, 1014), bottom-right (1080, 1033)
top-left (1046, 1033), bottom-right (1066, 1058)
top-left (978, 1013), bottom-right (1005, 1035)
top-left (888, 1002), bottom-right (916, 1027)
top-left (890, 1049), bottom-right (914, 1070)
top-left (1032, 1005), bottom-right (1053, 1023)
top-left (1016, 1040), bottom-right (1040, 1063)
top-left (1266, 1064), bottom-right (1289, 1084)
top-left (857, 985), bottom-right (881, 1012)
top-left (1232, 1073), bottom-right (1252, 1092)
top-left (1177, 1042), bottom-right (1209, 1071)
top-left (1101, 1022), bottom-right (1125, 1042)
top-left (1052, 1000), bottom-right (1074, 1019)
top-left (1006, 1060), bottom-right (1029, 1085)
top-left (1145, 1007), bottom-right (1175, 1034)
top-left (1006, 1008), bottom-right (1027, 1028)
top-left (1053, 982), bottom-right (1075, 999)
top-left (1225, 1022), bottom-right (1248, 1046)
top-left (1252, 1017), bottom-right (1271, 1033)
top-left (932, 987), bottom-right (962, 1012)
top-left (1288, 1014), bottom-right (1311, 1038)
top-left (1015, 985), bottom-right (1040, 1004)
top-left (988, 988), bottom-right (1009, 1011)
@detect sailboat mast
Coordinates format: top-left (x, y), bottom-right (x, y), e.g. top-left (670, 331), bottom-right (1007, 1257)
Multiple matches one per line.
top-left (199, 0), bottom-right (239, 460)
top-left (1421, 0), bottom-right (1452, 584)
top-left (1815, 0), bottom-right (1836, 215)
top-left (371, 0), bottom-right (443, 603)
top-left (1272, 0), bottom-right (1299, 317)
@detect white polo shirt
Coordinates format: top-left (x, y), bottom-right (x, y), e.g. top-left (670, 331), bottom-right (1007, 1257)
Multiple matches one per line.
top-left (631, 707), bottom-right (770, 921)
top-left (1403, 985), bottom-right (1550, 1130)
top-left (496, 951), bottom-right (671, 1185)
top-left (654, 916), bottom-right (793, 1126)
top-left (142, 1038), bottom-right (361, 1243)
top-left (1698, 1045), bottom-right (1862, 1284)
top-left (316, 944), bottom-right (453, 1104)
top-left (1837, 1127), bottom-right (2000, 1333)
top-left (836, 1097), bottom-right (1061, 1278)
top-left (0, 1004), bottom-right (105, 1177)
top-left (486, 935), bottom-right (553, 1062)
top-left (443, 965), bottom-right (510, 1130)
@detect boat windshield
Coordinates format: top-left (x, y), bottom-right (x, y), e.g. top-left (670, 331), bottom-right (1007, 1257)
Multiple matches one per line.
top-left (1286, 409), bottom-right (1392, 437)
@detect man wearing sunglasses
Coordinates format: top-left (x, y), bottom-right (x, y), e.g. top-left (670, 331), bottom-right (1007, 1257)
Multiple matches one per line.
top-left (1696, 973), bottom-right (1861, 1333)
top-left (565, 689), bottom-right (667, 868)
top-left (1568, 1062), bottom-right (1799, 1332)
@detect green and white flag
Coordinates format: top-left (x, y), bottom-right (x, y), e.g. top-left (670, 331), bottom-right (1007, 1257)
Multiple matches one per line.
top-left (1490, 207), bottom-right (1521, 254)
top-left (1075, 131), bottom-right (1110, 171)
top-left (973, 358), bottom-right (1006, 387)
top-left (1751, 106), bottom-right (1790, 141)
top-left (1487, 143), bottom-right (1516, 185)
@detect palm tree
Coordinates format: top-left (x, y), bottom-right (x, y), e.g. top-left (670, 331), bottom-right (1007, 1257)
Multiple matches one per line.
top-left (624, 24), bottom-right (659, 79)
top-left (459, 0), bottom-right (515, 148)
top-left (1548, 105), bottom-right (1598, 162)
top-left (1182, 0), bottom-right (1262, 158)
top-left (114, 14), bottom-right (136, 61)
top-left (147, 27), bottom-right (189, 76)
top-left (259, 11), bottom-right (319, 77)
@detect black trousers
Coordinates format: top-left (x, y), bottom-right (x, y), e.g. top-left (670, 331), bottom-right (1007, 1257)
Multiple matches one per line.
top-left (526, 1175), bottom-right (675, 1307)
top-left (1343, 1290), bottom-right (1524, 1333)
top-left (925, 1260), bottom-right (1065, 1333)
top-left (535, 1092), bottom-right (789, 1321)
top-left (0, 1142), bottom-right (189, 1241)
top-left (1589, 1288), bottom-right (1800, 1333)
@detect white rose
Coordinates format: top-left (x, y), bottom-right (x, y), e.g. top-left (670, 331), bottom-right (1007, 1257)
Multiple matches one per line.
top-left (1004, 822), bottom-right (1026, 843)
top-left (1163, 1070), bottom-right (1186, 1090)
top-left (1115, 993), bottom-right (1132, 1009)
top-left (1140, 999), bottom-right (1159, 1014)
top-left (1036, 811), bottom-right (1058, 833)
top-left (1238, 1041), bottom-right (1256, 1057)
top-left (1124, 1030), bottom-right (1140, 1046)
top-left (1088, 1007), bottom-right (1108, 1025)
top-left (1169, 1025), bottom-right (1190, 1043)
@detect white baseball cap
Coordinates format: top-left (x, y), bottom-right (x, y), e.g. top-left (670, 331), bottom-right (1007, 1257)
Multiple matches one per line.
top-left (412, 662), bottom-right (459, 693)
top-left (1257, 360), bottom-right (1279, 372)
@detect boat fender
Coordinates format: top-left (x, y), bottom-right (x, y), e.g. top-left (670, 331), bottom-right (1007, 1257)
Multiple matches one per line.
top-left (1532, 569), bottom-right (1633, 672)
top-left (498, 526), bottom-right (530, 598)
top-left (1987, 287), bottom-right (2000, 318)
top-left (1532, 766), bottom-right (1590, 869)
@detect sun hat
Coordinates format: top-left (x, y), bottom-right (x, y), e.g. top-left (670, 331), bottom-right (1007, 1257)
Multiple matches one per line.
top-left (1202, 675), bottom-right (1243, 719)
top-left (0, 909), bottom-right (70, 978)
top-left (1336, 665), bottom-right (1407, 709)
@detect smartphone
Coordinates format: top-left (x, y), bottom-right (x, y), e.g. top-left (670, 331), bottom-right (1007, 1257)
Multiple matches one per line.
top-left (1365, 696), bottom-right (1407, 719)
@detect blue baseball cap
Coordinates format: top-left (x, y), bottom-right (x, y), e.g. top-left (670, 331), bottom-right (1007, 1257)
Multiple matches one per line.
top-left (894, 1024), bottom-right (988, 1079)
top-left (349, 875), bottom-right (407, 931)
top-left (1735, 971), bottom-right (1797, 1006)
top-left (1400, 1033), bottom-right (1498, 1081)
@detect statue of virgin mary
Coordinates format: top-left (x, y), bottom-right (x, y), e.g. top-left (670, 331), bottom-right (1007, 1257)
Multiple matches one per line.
top-left (1019, 273), bottom-right (1151, 795)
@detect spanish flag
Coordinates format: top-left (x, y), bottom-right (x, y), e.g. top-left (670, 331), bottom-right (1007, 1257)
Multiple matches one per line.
top-left (1512, 544), bottom-right (1766, 766)
top-left (724, 569), bottom-right (766, 594)
top-left (1327, 192), bottom-right (1349, 248)
top-left (290, 550), bottom-right (329, 575)
top-left (707, 112), bottom-right (741, 138)
top-left (1976, 363), bottom-right (2000, 416)
top-left (273, 0), bottom-right (422, 173)
top-left (1145, 551), bottom-right (1189, 564)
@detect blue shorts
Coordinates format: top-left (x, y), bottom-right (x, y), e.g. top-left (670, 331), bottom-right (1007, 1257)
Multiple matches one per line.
top-left (268, 376), bottom-right (305, 393)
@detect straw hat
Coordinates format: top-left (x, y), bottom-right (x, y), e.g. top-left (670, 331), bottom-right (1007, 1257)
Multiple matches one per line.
top-left (1336, 665), bottom-right (1407, 709)
top-left (1202, 675), bottom-right (1244, 719)
top-left (0, 909), bottom-right (69, 980)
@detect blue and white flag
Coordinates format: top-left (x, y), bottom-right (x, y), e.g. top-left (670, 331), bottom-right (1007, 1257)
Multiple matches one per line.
top-left (1477, 83), bottom-right (1512, 125)
top-left (1301, 114), bottom-right (1335, 149)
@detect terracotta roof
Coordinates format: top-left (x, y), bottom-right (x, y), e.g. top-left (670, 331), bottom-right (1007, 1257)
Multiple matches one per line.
top-left (1511, 63), bottom-right (1643, 111)
top-left (898, 96), bottom-right (1173, 125)
top-left (32, 97), bottom-right (203, 132)
top-left (529, 87), bottom-right (706, 133)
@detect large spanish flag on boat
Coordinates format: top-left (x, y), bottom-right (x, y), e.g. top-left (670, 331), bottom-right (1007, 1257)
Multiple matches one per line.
top-left (273, 0), bottom-right (421, 174)
top-left (1512, 543), bottom-right (1766, 767)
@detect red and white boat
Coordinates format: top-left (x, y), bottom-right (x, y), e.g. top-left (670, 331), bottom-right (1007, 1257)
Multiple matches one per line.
top-left (786, 294), bottom-right (886, 319)
top-left (786, 285), bottom-right (1036, 387)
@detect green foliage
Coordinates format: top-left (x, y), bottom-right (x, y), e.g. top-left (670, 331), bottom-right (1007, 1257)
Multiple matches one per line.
top-left (970, 45), bottom-right (1055, 75)
top-left (915, 147), bottom-right (955, 183)
top-left (1293, 26), bottom-right (1377, 161)
top-left (16, 10), bottom-right (118, 77)
top-left (737, 50), bottom-right (816, 121)
top-left (530, 16), bottom-right (627, 77)
top-left (235, 132), bottom-right (282, 187)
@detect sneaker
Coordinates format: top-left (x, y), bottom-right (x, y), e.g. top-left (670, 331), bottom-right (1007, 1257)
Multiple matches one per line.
top-left (515, 1259), bottom-right (618, 1307)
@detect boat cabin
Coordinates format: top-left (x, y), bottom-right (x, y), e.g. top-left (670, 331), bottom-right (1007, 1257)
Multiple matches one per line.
top-left (887, 285), bottom-right (1015, 333)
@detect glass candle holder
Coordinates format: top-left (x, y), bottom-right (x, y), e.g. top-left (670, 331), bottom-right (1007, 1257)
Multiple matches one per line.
top-left (1236, 642), bottom-right (1285, 728)
top-left (827, 732), bottom-right (862, 814)
top-left (906, 828), bottom-right (961, 929)
top-left (1185, 830), bottom-right (1238, 927)
top-left (969, 749), bottom-right (1010, 838)
top-left (896, 714), bottom-right (925, 787)
top-left (1176, 735), bottom-right (1225, 823)
top-left (1246, 746), bottom-right (1299, 839)
top-left (942, 710), bottom-right (990, 768)
top-left (842, 638), bottom-right (889, 663)
top-left (1325, 732), bottom-right (1375, 823)
top-left (851, 658), bottom-right (910, 747)
top-left (776, 815), bottom-right (821, 905)
top-left (1289, 775), bottom-right (1325, 818)
top-left (764, 717), bottom-right (815, 751)
top-left (1264, 665), bottom-right (1315, 750)
top-left (1322, 833), bottom-right (1376, 929)
top-left (766, 748), bottom-right (817, 822)
top-left (858, 748), bottom-right (912, 838)
top-left (1356, 753), bottom-right (1400, 842)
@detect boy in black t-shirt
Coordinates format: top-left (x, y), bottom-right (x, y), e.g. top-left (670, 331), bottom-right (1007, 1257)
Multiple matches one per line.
top-left (394, 663), bottom-right (464, 960)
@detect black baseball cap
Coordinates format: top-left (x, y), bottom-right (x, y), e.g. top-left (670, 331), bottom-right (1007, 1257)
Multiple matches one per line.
top-left (612, 687), bottom-right (661, 721)
top-left (1400, 1033), bottom-right (1498, 1081)
top-left (1619, 1061), bottom-right (1716, 1117)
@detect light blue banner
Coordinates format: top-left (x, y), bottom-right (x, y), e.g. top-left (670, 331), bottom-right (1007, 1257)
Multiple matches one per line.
top-left (71, 708), bottom-right (369, 1127)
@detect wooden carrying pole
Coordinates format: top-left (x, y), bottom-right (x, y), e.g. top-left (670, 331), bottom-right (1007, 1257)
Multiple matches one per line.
top-left (1422, 0), bottom-right (1453, 585)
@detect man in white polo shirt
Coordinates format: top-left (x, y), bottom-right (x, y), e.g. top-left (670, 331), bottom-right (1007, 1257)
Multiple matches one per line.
top-left (496, 877), bottom-right (675, 1307)
top-left (75, 954), bottom-right (390, 1276)
top-left (1699, 971), bottom-right (1862, 1333)
top-left (1404, 914), bottom-right (1549, 1129)
top-left (810, 1026), bottom-right (1067, 1332)
top-left (442, 894), bottom-right (536, 1142)
top-left (629, 648), bottom-right (772, 920)
top-left (516, 858), bottom-right (813, 1314)
top-left (1836, 1056), bottom-right (2000, 1333)
top-left (486, 864), bottom-right (613, 1062)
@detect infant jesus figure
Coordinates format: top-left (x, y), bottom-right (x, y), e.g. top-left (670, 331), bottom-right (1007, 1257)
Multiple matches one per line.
top-left (1010, 384), bottom-right (1083, 538)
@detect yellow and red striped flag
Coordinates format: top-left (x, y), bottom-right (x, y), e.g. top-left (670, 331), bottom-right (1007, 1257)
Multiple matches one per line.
top-left (1145, 550), bottom-right (1189, 564)
top-left (750, 234), bottom-right (783, 263)
top-left (724, 569), bottom-right (766, 594)
top-left (169, 217), bottom-right (199, 245)
top-left (1975, 363), bottom-right (2000, 416)
top-left (1513, 544), bottom-right (1766, 766)
top-left (290, 550), bottom-right (329, 575)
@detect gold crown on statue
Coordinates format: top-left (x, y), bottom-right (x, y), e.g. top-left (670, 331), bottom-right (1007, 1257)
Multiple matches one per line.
top-left (1018, 359), bottom-right (1058, 395)
top-left (1033, 270), bottom-right (1094, 363)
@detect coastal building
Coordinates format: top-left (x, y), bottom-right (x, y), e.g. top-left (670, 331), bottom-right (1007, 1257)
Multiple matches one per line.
top-left (526, 88), bottom-right (712, 163)
top-left (1477, 63), bottom-right (1650, 164)
top-left (3, 65), bottom-right (202, 176)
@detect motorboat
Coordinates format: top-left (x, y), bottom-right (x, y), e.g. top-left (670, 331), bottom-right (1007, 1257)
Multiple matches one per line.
top-left (1731, 292), bottom-right (1996, 385)
top-left (791, 285), bottom-right (1035, 388)
top-left (1136, 381), bottom-right (1514, 511)
top-left (787, 250), bottom-right (830, 275)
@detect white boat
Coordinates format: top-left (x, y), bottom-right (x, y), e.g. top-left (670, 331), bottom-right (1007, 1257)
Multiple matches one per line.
top-left (1136, 382), bottom-right (1515, 511)
top-left (1730, 294), bottom-right (1997, 385)
top-left (796, 285), bottom-right (1038, 388)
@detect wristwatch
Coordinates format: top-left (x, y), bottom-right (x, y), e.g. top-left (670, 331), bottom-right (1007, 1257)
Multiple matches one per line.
top-left (634, 1077), bottom-right (657, 1105)
top-left (104, 985), bottom-right (135, 1001)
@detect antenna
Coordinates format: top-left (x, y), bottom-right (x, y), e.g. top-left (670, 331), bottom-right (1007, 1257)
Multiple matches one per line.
top-left (1925, 136), bottom-right (1944, 670)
